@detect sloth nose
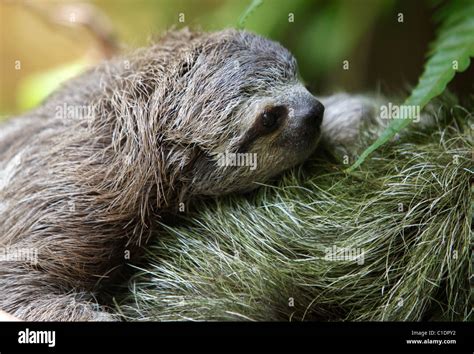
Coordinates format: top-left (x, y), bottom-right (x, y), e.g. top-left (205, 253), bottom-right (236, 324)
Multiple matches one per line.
top-left (301, 99), bottom-right (325, 128)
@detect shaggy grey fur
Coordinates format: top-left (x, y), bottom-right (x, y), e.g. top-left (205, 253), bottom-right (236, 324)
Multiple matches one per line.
top-left (0, 29), bottom-right (377, 321)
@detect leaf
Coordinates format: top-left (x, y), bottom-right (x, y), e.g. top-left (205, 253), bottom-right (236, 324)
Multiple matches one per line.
top-left (347, 0), bottom-right (474, 172)
top-left (237, 0), bottom-right (264, 29)
top-left (18, 59), bottom-right (90, 111)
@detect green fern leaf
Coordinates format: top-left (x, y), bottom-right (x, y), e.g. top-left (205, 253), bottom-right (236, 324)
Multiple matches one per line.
top-left (237, 0), bottom-right (264, 29)
top-left (348, 0), bottom-right (474, 171)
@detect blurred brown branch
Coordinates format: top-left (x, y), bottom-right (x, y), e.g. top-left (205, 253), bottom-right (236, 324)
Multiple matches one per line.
top-left (21, 0), bottom-right (119, 58)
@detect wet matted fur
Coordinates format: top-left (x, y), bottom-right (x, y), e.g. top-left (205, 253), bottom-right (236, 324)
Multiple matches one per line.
top-left (119, 97), bottom-right (472, 321)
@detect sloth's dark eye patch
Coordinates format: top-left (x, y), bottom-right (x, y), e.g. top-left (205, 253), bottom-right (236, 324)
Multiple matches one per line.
top-left (261, 111), bottom-right (276, 127)
top-left (237, 105), bottom-right (288, 153)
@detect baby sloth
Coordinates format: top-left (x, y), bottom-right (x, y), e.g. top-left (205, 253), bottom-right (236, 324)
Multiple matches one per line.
top-left (0, 29), bottom-right (376, 321)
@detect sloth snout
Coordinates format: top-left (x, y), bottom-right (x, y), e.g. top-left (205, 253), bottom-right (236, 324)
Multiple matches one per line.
top-left (298, 97), bottom-right (325, 128)
top-left (305, 99), bottom-right (325, 127)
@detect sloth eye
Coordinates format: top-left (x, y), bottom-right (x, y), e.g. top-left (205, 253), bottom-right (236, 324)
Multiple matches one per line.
top-left (261, 111), bottom-right (277, 127)
top-left (237, 105), bottom-right (288, 153)
top-left (259, 105), bottom-right (287, 131)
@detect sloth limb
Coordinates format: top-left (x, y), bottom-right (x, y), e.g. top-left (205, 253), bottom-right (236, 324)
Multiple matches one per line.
top-left (318, 93), bottom-right (386, 158)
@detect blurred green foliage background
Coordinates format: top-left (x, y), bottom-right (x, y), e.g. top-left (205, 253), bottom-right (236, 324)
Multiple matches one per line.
top-left (0, 0), bottom-right (471, 118)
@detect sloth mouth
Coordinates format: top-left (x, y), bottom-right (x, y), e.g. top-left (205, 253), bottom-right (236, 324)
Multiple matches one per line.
top-left (277, 125), bottom-right (321, 151)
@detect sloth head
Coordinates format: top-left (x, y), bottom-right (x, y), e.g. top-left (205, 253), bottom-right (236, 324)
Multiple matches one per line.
top-left (153, 29), bottom-right (325, 195)
top-left (120, 29), bottom-right (324, 196)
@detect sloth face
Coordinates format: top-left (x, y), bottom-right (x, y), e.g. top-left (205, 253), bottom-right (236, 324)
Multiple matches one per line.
top-left (236, 85), bottom-right (324, 169)
top-left (182, 30), bottom-right (324, 195)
